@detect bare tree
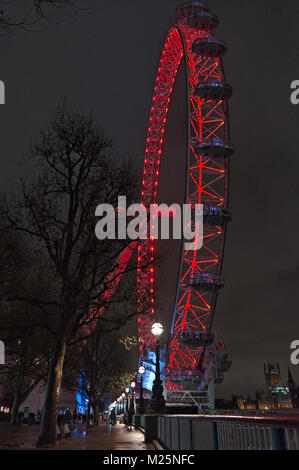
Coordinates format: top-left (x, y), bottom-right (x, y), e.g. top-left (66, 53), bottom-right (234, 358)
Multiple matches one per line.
top-left (0, 223), bottom-right (24, 298)
top-left (2, 333), bottom-right (49, 425)
top-left (0, 232), bottom-right (56, 425)
top-left (63, 326), bottom-right (136, 426)
top-left (0, 1), bottom-right (83, 35)
top-left (4, 101), bottom-right (141, 445)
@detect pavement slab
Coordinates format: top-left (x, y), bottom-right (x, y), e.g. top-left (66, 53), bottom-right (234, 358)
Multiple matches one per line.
top-left (0, 423), bottom-right (154, 451)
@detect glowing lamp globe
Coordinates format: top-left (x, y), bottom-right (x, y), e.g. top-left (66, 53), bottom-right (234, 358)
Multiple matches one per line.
top-left (151, 322), bottom-right (164, 337)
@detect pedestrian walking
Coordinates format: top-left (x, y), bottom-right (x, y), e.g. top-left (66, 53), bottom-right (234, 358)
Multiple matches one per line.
top-left (57, 414), bottom-right (63, 440)
top-left (63, 422), bottom-right (71, 437)
top-left (73, 408), bottom-right (77, 424)
top-left (22, 406), bottom-right (30, 425)
top-left (110, 408), bottom-right (117, 428)
top-left (124, 409), bottom-right (128, 427)
top-left (36, 409), bottom-right (42, 424)
top-left (128, 406), bottom-right (134, 430)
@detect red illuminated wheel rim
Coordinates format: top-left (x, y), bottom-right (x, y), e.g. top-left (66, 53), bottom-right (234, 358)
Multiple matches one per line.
top-left (137, 7), bottom-right (231, 389)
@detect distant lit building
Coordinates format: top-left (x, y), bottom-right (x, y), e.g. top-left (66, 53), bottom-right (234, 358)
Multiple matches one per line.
top-left (288, 367), bottom-right (299, 409)
top-left (264, 363), bottom-right (292, 409)
top-left (235, 363), bottom-right (294, 411)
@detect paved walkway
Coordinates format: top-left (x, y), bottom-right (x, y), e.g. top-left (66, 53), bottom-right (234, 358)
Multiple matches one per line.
top-left (0, 423), bottom-right (153, 450)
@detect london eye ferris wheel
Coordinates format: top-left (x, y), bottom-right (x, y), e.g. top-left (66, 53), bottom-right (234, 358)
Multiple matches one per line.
top-left (136, 1), bottom-right (233, 407)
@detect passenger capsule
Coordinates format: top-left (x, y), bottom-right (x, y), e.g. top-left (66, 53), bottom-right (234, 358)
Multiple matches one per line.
top-left (194, 138), bottom-right (234, 159)
top-left (203, 206), bottom-right (232, 225)
top-left (188, 273), bottom-right (225, 292)
top-left (192, 37), bottom-right (227, 58)
top-left (175, 1), bottom-right (210, 19)
top-left (194, 79), bottom-right (232, 100)
top-left (180, 330), bottom-right (214, 347)
top-left (172, 1), bottom-right (218, 30)
top-left (188, 12), bottom-right (219, 31)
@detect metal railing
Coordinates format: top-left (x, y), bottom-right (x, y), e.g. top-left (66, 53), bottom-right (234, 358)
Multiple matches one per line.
top-left (216, 421), bottom-right (299, 450)
top-left (153, 414), bottom-right (299, 450)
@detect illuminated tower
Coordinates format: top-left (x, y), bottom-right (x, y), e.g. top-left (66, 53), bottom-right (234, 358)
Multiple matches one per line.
top-left (264, 363), bottom-right (282, 392)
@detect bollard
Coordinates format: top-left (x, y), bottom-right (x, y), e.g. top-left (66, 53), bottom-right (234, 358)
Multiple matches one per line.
top-left (143, 415), bottom-right (158, 444)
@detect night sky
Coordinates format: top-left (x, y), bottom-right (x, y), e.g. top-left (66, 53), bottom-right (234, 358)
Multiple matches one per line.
top-left (1, 0), bottom-right (299, 398)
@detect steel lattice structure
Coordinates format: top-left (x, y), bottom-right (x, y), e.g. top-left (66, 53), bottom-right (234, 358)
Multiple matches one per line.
top-left (137, 2), bottom-right (233, 391)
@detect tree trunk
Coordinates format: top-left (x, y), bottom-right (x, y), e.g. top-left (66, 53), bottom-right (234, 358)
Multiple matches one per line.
top-left (10, 393), bottom-right (22, 425)
top-left (36, 337), bottom-right (66, 446)
top-left (9, 369), bottom-right (25, 425)
top-left (87, 395), bottom-right (92, 427)
top-left (94, 401), bottom-right (99, 425)
top-left (10, 376), bottom-right (42, 426)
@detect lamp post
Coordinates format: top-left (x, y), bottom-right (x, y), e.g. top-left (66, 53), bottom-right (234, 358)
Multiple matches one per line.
top-left (138, 365), bottom-right (146, 414)
top-left (125, 387), bottom-right (129, 412)
top-left (150, 322), bottom-right (166, 413)
top-left (122, 393), bottom-right (125, 414)
top-left (131, 381), bottom-right (136, 414)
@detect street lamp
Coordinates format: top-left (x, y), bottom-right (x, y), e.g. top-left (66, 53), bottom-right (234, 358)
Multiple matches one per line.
top-left (151, 323), bottom-right (164, 337)
top-left (125, 387), bottom-right (129, 412)
top-left (150, 322), bottom-right (166, 413)
top-left (131, 381), bottom-right (136, 414)
top-left (122, 393), bottom-right (125, 413)
top-left (138, 365), bottom-right (146, 414)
